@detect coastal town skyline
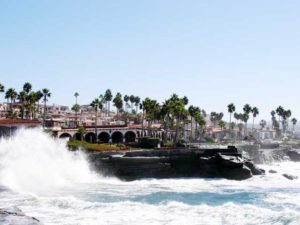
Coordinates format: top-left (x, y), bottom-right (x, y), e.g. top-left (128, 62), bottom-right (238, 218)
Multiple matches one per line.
top-left (1, 1), bottom-right (300, 224)
top-left (0, 77), bottom-right (299, 123)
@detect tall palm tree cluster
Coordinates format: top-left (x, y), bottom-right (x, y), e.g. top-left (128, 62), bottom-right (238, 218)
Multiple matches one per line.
top-left (86, 89), bottom-right (142, 118)
top-left (274, 106), bottom-right (295, 132)
top-left (0, 82), bottom-right (51, 124)
top-left (85, 91), bottom-right (206, 144)
top-left (124, 94), bottom-right (140, 113)
top-left (2, 82), bottom-right (298, 140)
top-left (141, 94), bottom-right (206, 144)
top-left (227, 104), bottom-right (260, 136)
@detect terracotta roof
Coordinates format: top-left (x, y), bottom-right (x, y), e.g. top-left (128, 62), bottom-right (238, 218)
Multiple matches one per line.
top-left (0, 119), bottom-right (40, 126)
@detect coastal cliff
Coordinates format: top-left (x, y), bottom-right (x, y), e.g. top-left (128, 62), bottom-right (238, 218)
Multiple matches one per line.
top-left (88, 146), bottom-right (264, 180)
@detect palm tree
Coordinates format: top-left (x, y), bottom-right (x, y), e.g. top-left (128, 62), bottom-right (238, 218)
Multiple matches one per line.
top-left (188, 106), bottom-right (196, 138)
top-left (291, 118), bottom-right (297, 131)
top-left (259, 120), bottom-right (267, 130)
top-left (241, 113), bottom-right (250, 137)
top-left (243, 104), bottom-right (252, 136)
top-left (90, 98), bottom-right (101, 141)
top-left (0, 83), bottom-right (4, 93)
top-left (23, 82), bottom-right (32, 94)
top-left (194, 110), bottom-right (206, 141)
top-left (129, 95), bottom-right (135, 111)
top-left (98, 94), bottom-right (105, 117)
top-left (134, 96), bottom-right (141, 113)
top-left (227, 103), bottom-right (236, 130)
top-left (251, 107), bottom-right (259, 131)
top-left (219, 120), bottom-right (226, 130)
top-left (282, 109), bottom-right (292, 132)
top-left (234, 112), bottom-right (240, 124)
top-left (42, 89), bottom-right (51, 127)
top-left (5, 88), bottom-right (17, 110)
top-left (183, 96), bottom-right (189, 106)
top-left (74, 92), bottom-right (79, 125)
top-left (18, 91), bottom-right (27, 119)
top-left (72, 104), bottom-right (80, 127)
top-left (74, 92), bottom-right (79, 104)
top-left (104, 89), bottom-right (113, 116)
top-left (124, 95), bottom-right (129, 112)
top-left (113, 93), bottom-right (123, 117)
top-left (210, 112), bottom-right (224, 127)
top-left (77, 126), bottom-right (86, 141)
top-left (25, 92), bottom-right (36, 119)
top-left (35, 90), bottom-right (43, 115)
top-left (140, 101), bottom-right (145, 130)
top-left (165, 94), bottom-right (188, 144)
top-left (276, 106), bottom-right (284, 128)
top-left (0, 83), bottom-right (4, 105)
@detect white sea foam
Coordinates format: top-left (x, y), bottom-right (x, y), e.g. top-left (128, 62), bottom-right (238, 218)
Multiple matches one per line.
top-left (0, 128), bottom-right (98, 193)
top-left (0, 128), bottom-right (300, 225)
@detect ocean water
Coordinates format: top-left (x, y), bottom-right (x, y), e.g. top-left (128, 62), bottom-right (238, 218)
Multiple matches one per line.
top-left (0, 129), bottom-right (299, 225)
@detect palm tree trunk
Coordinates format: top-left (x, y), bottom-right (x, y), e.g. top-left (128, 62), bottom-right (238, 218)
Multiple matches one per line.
top-left (142, 110), bottom-right (145, 130)
top-left (191, 117), bottom-right (193, 139)
top-left (174, 117), bottom-right (180, 144)
top-left (43, 98), bottom-right (46, 128)
top-left (95, 109), bottom-right (98, 143)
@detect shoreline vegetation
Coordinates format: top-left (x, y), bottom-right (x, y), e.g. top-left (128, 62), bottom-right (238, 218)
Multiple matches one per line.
top-left (67, 140), bottom-right (132, 152)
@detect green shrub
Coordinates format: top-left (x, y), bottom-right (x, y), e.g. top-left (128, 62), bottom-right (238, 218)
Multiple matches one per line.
top-left (67, 140), bottom-right (130, 151)
top-left (138, 137), bottom-right (160, 149)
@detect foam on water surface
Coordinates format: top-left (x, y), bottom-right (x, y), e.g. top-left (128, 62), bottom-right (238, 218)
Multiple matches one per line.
top-left (0, 129), bottom-right (300, 225)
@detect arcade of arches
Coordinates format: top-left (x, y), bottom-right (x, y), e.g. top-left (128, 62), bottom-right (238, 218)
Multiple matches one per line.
top-left (59, 129), bottom-right (163, 144)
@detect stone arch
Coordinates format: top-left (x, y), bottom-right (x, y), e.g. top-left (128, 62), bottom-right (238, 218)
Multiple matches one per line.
top-left (125, 131), bottom-right (136, 143)
top-left (59, 133), bottom-right (72, 139)
top-left (111, 131), bottom-right (123, 143)
top-left (85, 132), bottom-right (96, 143)
top-left (98, 132), bottom-right (110, 143)
top-left (73, 133), bottom-right (82, 141)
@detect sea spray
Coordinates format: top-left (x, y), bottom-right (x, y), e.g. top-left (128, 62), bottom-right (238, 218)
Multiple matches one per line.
top-left (0, 129), bottom-right (300, 224)
top-left (0, 128), bottom-right (98, 193)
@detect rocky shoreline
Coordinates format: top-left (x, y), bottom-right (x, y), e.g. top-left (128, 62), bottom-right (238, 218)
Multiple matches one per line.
top-left (0, 207), bottom-right (42, 225)
top-left (88, 146), bottom-right (265, 181)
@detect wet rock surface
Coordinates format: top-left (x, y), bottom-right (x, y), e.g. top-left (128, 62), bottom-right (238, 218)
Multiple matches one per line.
top-left (0, 207), bottom-right (42, 225)
top-left (283, 174), bottom-right (298, 180)
top-left (287, 150), bottom-right (300, 162)
top-left (89, 147), bottom-right (264, 181)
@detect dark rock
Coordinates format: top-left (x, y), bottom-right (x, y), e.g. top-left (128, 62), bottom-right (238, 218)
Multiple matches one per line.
top-left (244, 161), bottom-right (265, 175)
top-left (287, 150), bottom-right (300, 162)
top-left (269, 170), bottom-right (277, 174)
top-left (283, 174), bottom-right (298, 180)
top-left (89, 147), bottom-right (261, 181)
top-left (215, 153), bottom-right (244, 168)
top-left (0, 207), bottom-right (42, 225)
top-left (221, 166), bottom-right (252, 180)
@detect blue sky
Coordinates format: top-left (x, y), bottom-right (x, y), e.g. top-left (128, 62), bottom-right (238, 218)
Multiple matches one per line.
top-left (0, 0), bottom-right (300, 122)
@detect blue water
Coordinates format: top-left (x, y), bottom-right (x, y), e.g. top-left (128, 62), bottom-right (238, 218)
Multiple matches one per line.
top-left (0, 129), bottom-right (300, 225)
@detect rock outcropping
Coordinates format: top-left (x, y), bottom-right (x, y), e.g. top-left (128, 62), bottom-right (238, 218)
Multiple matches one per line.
top-left (0, 207), bottom-right (42, 225)
top-left (287, 150), bottom-right (300, 162)
top-left (89, 146), bottom-right (264, 181)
